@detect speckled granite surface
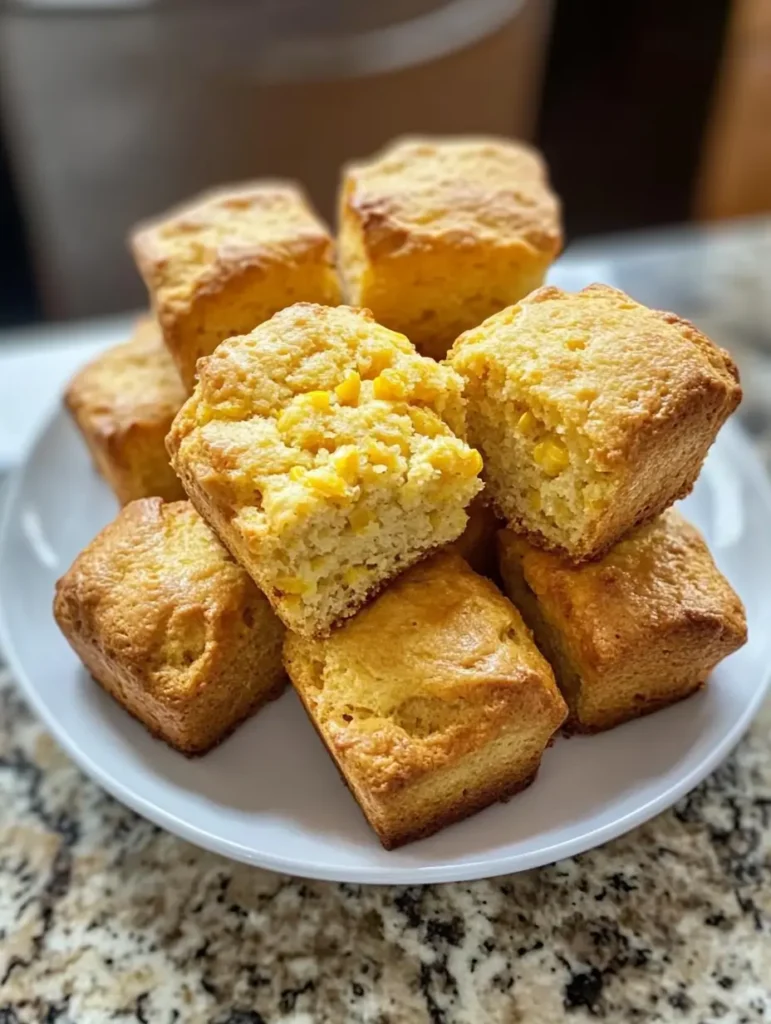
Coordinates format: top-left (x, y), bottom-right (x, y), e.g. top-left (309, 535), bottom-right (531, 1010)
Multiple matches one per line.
top-left (1, 221), bottom-right (771, 1022)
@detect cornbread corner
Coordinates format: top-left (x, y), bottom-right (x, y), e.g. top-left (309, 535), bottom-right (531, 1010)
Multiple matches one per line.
top-left (167, 302), bottom-right (484, 637)
top-left (498, 510), bottom-right (747, 733)
top-left (449, 494), bottom-right (502, 579)
top-left (64, 317), bottom-right (186, 504)
top-left (338, 135), bottom-right (562, 360)
top-left (131, 181), bottom-right (342, 388)
top-left (449, 284), bottom-right (741, 561)
top-left (53, 499), bottom-right (286, 755)
top-left (284, 551), bottom-right (567, 849)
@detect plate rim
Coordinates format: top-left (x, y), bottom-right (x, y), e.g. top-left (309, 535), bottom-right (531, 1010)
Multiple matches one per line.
top-left (1, 407), bottom-right (770, 884)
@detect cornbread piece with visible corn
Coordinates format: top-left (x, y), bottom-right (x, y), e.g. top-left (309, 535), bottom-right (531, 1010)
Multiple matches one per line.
top-left (131, 182), bottom-right (342, 388)
top-left (338, 136), bottom-right (562, 360)
top-left (64, 317), bottom-right (186, 504)
top-left (168, 303), bottom-right (484, 637)
top-left (449, 495), bottom-right (502, 578)
top-left (450, 284), bottom-right (741, 561)
top-left (498, 511), bottom-right (747, 733)
top-left (53, 499), bottom-right (286, 755)
top-left (284, 552), bottom-right (567, 848)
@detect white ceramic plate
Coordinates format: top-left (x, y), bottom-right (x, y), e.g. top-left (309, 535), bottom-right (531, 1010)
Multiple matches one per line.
top-left (1, 408), bottom-right (770, 884)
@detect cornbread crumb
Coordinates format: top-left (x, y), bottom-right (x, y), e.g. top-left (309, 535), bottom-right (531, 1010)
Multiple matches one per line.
top-left (450, 284), bottom-right (741, 561)
top-left (168, 303), bottom-right (483, 637)
top-left (284, 552), bottom-right (567, 848)
top-left (498, 511), bottom-right (747, 733)
top-left (338, 136), bottom-right (562, 359)
top-left (53, 499), bottom-right (286, 754)
top-left (64, 317), bottom-right (186, 504)
top-left (131, 182), bottom-right (342, 388)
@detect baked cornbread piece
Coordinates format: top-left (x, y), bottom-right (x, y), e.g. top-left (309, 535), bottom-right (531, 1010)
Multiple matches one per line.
top-left (338, 136), bottom-right (562, 359)
top-left (498, 510), bottom-right (747, 733)
top-left (284, 552), bottom-right (567, 848)
top-left (65, 317), bottom-right (186, 504)
top-left (53, 499), bottom-right (286, 755)
top-left (449, 495), bottom-right (502, 578)
top-left (168, 303), bottom-right (483, 637)
top-left (131, 182), bottom-right (342, 388)
top-left (450, 284), bottom-right (741, 561)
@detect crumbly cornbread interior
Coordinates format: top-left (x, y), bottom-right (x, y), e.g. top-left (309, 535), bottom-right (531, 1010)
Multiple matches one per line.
top-left (169, 303), bottom-right (483, 634)
top-left (450, 284), bottom-right (739, 555)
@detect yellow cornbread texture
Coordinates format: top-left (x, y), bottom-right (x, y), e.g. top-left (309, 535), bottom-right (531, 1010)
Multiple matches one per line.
top-left (167, 303), bottom-right (483, 637)
top-left (284, 552), bottom-right (567, 848)
top-left (64, 317), bottom-right (186, 504)
top-left (338, 136), bottom-right (562, 359)
top-left (131, 181), bottom-right (342, 388)
top-left (450, 284), bottom-right (741, 561)
top-left (53, 499), bottom-right (286, 755)
top-left (498, 510), bottom-right (747, 732)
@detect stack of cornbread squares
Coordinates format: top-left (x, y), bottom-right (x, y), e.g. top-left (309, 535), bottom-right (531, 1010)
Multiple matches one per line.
top-left (55, 137), bottom-right (747, 850)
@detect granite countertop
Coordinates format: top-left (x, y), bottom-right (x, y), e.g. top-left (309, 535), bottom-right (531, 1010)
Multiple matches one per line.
top-left (2, 220), bottom-right (771, 1023)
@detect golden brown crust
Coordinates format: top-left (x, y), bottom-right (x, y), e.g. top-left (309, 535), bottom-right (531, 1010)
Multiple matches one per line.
top-left (130, 182), bottom-right (342, 387)
top-left (53, 498), bottom-right (286, 754)
top-left (498, 510), bottom-right (747, 732)
top-left (338, 136), bottom-right (562, 359)
top-left (450, 283), bottom-right (742, 561)
top-left (64, 318), bottom-right (186, 504)
top-left (284, 552), bottom-right (566, 847)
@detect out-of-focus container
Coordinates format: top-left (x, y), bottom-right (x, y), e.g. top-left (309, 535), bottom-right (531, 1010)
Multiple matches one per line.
top-left (0, 0), bottom-right (553, 319)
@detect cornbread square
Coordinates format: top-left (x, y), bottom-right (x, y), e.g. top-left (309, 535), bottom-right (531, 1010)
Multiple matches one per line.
top-left (449, 495), bottom-right (502, 579)
top-left (338, 136), bottom-right (562, 360)
top-left (450, 284), bottom-right (741, 561)
top-left (53, 499), bottom-right (286, 755)
top-left (284, 552), bottom-right (567, 848)
top-left (65, 317), bottom-right (187, 505)
top-left (168, 303), bottom-right (483, 637)
top-left (131, 182), bottom-right (342, 388)
top-left (498, 511), bottom-right (747, 733)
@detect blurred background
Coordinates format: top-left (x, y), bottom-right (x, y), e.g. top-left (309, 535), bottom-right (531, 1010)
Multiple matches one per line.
top-left (0, 0), bottom-right (768, 325)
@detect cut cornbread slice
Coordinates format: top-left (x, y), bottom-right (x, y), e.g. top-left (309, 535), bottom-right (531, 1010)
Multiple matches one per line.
top-left (131, 181), bottom-right (342, 388)
top-left (338, 136), bottom-right (562, 360)
top-left (64, 317), bottom-right (186, 504)
top-left (498, 511), bottom-right (747, 733)
top-left (449, 284), bottom-right (741, 561)
top-left (53, 499), bottom-right (286, 755)
top-left (167, 303), bottom-right (483, 637)
top-left (284, 552), bottom-right (567, 848)
top-left (449, 494), bottom-right (502, 579)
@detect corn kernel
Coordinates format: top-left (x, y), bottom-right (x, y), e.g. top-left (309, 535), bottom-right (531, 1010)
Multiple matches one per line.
top-left (566, 337), bottom-right (586, 351)
top-left (289, 465), bottom-right (306, 482)
top-left (363, 347), bottom-right (393, 378)
top-left (465, 449), bottom-right (484, 476)
top-left (409, 407), bottom-right (443, 438)
top-left (275, 575), bottom-right (308, 595)
top-left (533, 438), bottom-right (569, 476)
top-left (335, 372), bottom-right (361, 407)
top-left (348, 507), bottom-right (373, 533)
top-left (372, 370), bottom-right (406, 401)
top-left (306, 469), bottom-right (348, 498)
top-left (366, 440), bottom-right (398, 470)
top-left (333, 449), bottom-right (360, 484)
top-left (276, 407), bottom-right (299, 433)
top-left (305, 390), bottom-right (331, 412)
top-left (517, 410), bottom-right (538, 435)
top-left (344, 566), bottom-right (367, 587)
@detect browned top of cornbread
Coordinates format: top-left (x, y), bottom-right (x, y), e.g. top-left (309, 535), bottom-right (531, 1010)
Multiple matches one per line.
top-left (130, 181), bottom-right (335, 315)
top-left (341, 135), bottom-right (562, 259)
top-left (54, 499), bottom-right (271, 697)
top-left (284, 552), bottom-right (565, 794)
top-left (65, 317), bottom-right (186, 433)
top-left (167, 303), bottom-right (477, 538)
top-left (449, 283), bottom-right (741, 470)
top-left (498, 510), bottom-right (747, 672)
